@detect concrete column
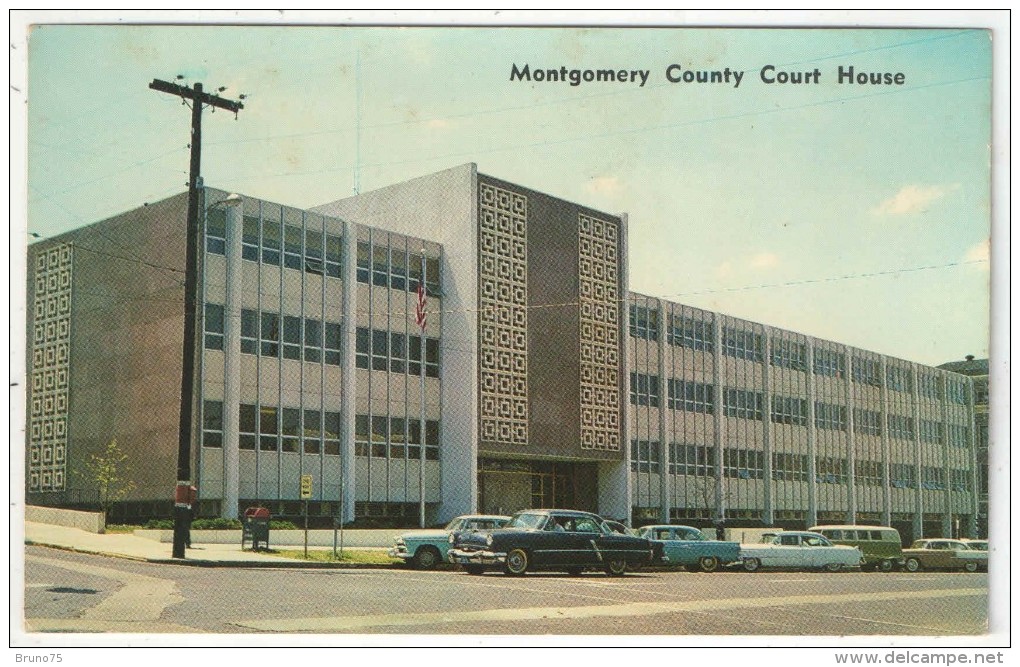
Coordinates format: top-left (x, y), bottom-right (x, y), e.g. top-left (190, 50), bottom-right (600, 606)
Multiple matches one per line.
top-left (712, 316), bottom-right (725, 519)
top-left (221, 195), bottom-right (243, 519)
top-left (967, 377), bottom-right (979, 538)
top-left (911, 364), bottom-right (923, 540)
top-left (940, 373), bottom-right (952, 538)
top-left (657, 298), bottom-right (670, 524)
top-left (339, 220), bottom-right (357, 523)
top-left (805, 343), bottom-right (817, 529)
top-left (609, 214), bottom-right (633, 525)
top-left (845, 356), bottom-right (857, 524)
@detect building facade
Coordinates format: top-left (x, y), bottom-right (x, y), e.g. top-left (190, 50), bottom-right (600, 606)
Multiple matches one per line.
top-left (937, 357), bottom-right (988, 538)
top-left (25, 164), bottom-right (979, 539)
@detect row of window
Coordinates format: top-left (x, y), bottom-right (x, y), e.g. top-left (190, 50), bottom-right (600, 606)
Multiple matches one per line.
top-left (355, 327), bottom-right (440, 377)
top-left (354, 414), bottom-right (440, 460)
top-left (201, 401), bottom-right (342, 455)
top-left (204, 305), bottom-right (343, 366)
top-left (356, 241), bottom-right (441, 297)
top-left (205, 209), bottom-right (344, 278)
top-left (631, 442), bottom-right (972, 491)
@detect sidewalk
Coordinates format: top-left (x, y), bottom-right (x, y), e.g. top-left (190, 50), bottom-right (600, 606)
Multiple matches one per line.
top-left (24, 521), bottom-right (386, 568)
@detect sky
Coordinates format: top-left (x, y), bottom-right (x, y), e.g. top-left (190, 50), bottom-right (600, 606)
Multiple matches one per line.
top-left (18, 14), bottom-right (997, 367)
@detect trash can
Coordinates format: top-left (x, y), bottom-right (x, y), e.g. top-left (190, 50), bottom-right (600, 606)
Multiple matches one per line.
top-left (242, 507), bottom-right (271, 551)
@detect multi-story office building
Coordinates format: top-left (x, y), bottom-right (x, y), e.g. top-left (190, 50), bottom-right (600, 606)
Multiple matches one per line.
top-left (25, 164), bottom-right (979, 540)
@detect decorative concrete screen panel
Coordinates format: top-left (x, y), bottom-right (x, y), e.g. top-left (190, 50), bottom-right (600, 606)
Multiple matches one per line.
top-left (29, 243), bottom-right (73, 492)
top-left (478, 183), bottom-right (528, 446)
top-left (578, 213), bottom-right (621, 451)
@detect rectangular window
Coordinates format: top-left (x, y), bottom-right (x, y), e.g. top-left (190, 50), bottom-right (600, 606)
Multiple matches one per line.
top-left (950, 468), bottom-right (971, 493)
top-left (390, 248), bottom-right (406, 291)
top-left (425, 338), bottom-right (440, 378)
top-left (303, 409), bottom-right (321, 454)
top-left (425, 420), bottom-right (440, 460)
top-left (630, 439), bottom-right (660, 473)
top-left (771, 452), bottom-right (809, 482)
top-left (371, 415), bottom-right (387, 458)
top-left (324, 234), bottom-right (342, 278)
top-left (946, 379), bottom-right (968, 405)
top-left (853, 408), bottom-right (882, 436)
top-left (241, 215), bottom-right (260, 262)
top-left (371, 329), bottom-right (388, 371)
top-left (920, 419), bottom-right (943, 444)
top-left (667, 379), bottom-right (714, 414)
top-left (260, 312), bottom-right (280, 357)
top-left (241, 309), bottom-right (258, 355)
top-left (852, 357), bottom-right (882, 387)
top-left (262, 219), bottom-right (282, 266)
top-left (204, 303), bottom-right (224, 350)
top-left (887, 414), bottom-right (915, 440)
top-left (891, 463), bottom-right (916, 489)
top-left (669, 443), bottom-right (715, 476)
top-left (886, 366), bottom-right (912, 392)
top-left (304, 319), bottom-right (322, 363)
top-left (354, 414), bottom-right (369, 457)
top-left (854, 460), bottom-right (884, 487)
top-left (770, 339), bottom-right (807, 371)
top-left (407, 419), bottom-right (422, 460)
top-left (283, 315), bottom-right (302, 360)
top-left (814, 401), bottom-right (847, 431)
top-left (304, 229), bottom-right (324, 276)
top-left (918, 372), bottom-right (940, 399)
top-left (389, 417), bottom-right (406, 458)
top-left (722, 327), bottom-right (764, 362)
top-left (281, 407), bottom-right (300, 453)
top-left (259, 406), bottom-right (278, 451)
top-left (355, 327), bottom-right (370, 369)
top-left (770, 395), bottom-right (808, 426)
top-left (205, 209), bottom-right (226, 255)
top-left (723, 388), bottom-right (764, 420)
top-left (629, 304), bottom-right (658, 340)
top-left (389, 333), bottom-right (406, 374)
top-left (324, 322), bottom-right (341, 366)
top-left (408, 334), bottom-right (422, 376)
top-left (629, 372), bottom-right (660, 408)
top-left (408, 253), bottom-right (422, 293)
top-left (372, 245), bottom-right (389, 288)
top-left (202, 400), bottom-right (223, 448)
top-left (323, 412), bottom-right (341, 455)
top-left (921, 467), bottom-right (945, 491)
top-left (425, 256), bottom-right (441, 298)
top-left (723, 448), bottom-right (765, 479)
top-left (813, 349), bottom-right (846, 377)
top-left (667, 315), bottom-right (713, 352)
top-left (815, 456), bottom-right (847, 484)
top-left (239, 404), bottom-right (257, 450)
top-left (283, 224), bottom-right (303, 270)
top-left (356, 241), bottom-right (371, 284)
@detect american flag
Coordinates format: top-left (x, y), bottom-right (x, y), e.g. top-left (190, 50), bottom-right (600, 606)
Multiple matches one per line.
top-left (415, 280), bottom-right (427, 331)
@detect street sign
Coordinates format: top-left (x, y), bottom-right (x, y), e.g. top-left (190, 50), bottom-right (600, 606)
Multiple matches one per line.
top-left (300, 474), bottom-right (313, 499)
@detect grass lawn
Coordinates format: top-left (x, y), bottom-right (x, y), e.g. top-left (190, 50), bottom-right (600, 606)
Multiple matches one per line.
top-left (267, 548), bottom-right (401, 565)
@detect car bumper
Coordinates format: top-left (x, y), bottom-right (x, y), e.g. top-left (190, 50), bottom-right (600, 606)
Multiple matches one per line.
top-left (447, 548), bottom-right (506, 565)
top-left (387, 546), bottom-right (412, 560)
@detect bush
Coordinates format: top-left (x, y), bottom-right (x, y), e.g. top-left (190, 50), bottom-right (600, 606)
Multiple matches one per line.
top-left (269, 520), bottom-right (298, 530)
top-left (192, 518), bottom-right (242, 530)
top-left (144, 518), bottom-right (174, 529)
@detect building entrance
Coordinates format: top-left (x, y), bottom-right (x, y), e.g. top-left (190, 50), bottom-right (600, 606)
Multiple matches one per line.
top-left (477, 459), bottom-right (596, 516)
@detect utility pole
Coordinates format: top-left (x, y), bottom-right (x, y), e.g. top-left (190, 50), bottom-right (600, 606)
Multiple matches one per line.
top-left (149, 78), bottom-right (243, 559)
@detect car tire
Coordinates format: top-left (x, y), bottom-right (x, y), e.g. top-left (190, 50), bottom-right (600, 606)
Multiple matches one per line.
top-left (878, 559), bottom-right (895, 573)
top-left (463, 565), bottom-right (485, 576)
top-left (605, 558), bottom-right (627, 576)
top-left (742, 558), bottom-right (761, 573)
top-left (413, 546), bottom-right (441, 570)
top-left (824, 562), bottom-right (842, 573)
top-left (698, 556), bottom-right (720, 573)
top-left (504, 548), bottom-right (529, 576)
top-left (963, 561), bottom-right (978, 573)
top-left (904, 557), bottom-right (921, 572)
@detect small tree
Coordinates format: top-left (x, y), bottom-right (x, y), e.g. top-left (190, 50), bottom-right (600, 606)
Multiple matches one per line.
top-left (80, 439), bottom-right (136, 517)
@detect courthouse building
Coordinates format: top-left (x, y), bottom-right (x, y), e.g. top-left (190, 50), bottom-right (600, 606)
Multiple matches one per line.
top-left (25, 163), bottom-right (980, 539)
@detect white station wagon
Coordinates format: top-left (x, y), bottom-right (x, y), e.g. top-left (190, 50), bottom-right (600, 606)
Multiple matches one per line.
top-left (736, 530), bottom-right (863, 572)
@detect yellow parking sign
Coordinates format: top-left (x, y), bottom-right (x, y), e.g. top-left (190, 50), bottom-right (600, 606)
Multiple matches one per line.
top-left (300, 474), bottom-right (313, 499)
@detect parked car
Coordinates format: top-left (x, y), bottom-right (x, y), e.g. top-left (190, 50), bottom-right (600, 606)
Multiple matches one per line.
top-left (634, 524), bottom-right (740, 572)
top-left (735, 531), bottom-right (863, 572)
top-left (959, 539), bottom-right (988, 552)
top-left (448, 509), bottom-right (665, 576)
top-left (809, 525), bottom-right (903, 572)
top-left (388, 514), bottom-right (510, 569)
top-left (902, 539), bottom-right (987, 573)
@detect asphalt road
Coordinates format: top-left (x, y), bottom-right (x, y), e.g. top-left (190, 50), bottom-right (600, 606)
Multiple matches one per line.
top-left (22, 545), bottom-right (988, 636)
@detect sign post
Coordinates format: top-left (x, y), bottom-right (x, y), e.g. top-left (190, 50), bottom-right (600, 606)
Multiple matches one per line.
top-left (300, 474), bottom-right (312, 558)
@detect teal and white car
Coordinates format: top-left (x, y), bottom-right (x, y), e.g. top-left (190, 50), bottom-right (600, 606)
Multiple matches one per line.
top-left (389, 514), bottom-right (511, 569)
top-left (634, 525), bottom-right (741, 572)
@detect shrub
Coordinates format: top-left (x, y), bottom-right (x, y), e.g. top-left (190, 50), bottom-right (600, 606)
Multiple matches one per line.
top-left (269, 520), bottom-right (298, 530)
top-left (192, 518), bottom-right (242, 530)
top-left (144, 519), bottom-right (174, 529)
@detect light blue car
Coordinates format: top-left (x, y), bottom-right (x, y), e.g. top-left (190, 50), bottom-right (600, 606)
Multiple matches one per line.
top-left (388, 514), bottom-right (510, 569)
top-left (634, 524), bottom-right (741, 572)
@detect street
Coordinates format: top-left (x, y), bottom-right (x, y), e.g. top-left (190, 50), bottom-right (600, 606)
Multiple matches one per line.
top-left (23, 545), bottom-right (987, 636)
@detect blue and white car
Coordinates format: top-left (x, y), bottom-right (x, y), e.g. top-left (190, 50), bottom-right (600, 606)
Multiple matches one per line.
top-left (735, 531), bottom-right (863, 572)
top-left (389, 514), bottom-right (510, 569)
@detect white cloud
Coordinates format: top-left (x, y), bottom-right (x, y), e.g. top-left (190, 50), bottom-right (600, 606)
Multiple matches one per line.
top-left (964, 238), bottom-right (990, 263)
top-left (873, 184), bottom-right (957, 215)
top-left (749, 252), bottom-right (780, 269)
top-left (714, 260), bottom-right (733, 279)
top-left (584, 175), bottom-right (622, 197)
top-left (426, 118), bottom-right (450, 129)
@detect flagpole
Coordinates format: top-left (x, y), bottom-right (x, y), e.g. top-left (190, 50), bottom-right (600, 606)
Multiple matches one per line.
top-left (418, 250), bottom-right (427, 529)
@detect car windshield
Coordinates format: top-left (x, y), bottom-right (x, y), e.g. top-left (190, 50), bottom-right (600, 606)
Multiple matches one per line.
top-left (966, 542), bottom-right (988, 551)
top-left (506, 512), bottom-right (548, 530)
top-left (444, 517), bottom-right (465, 531)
